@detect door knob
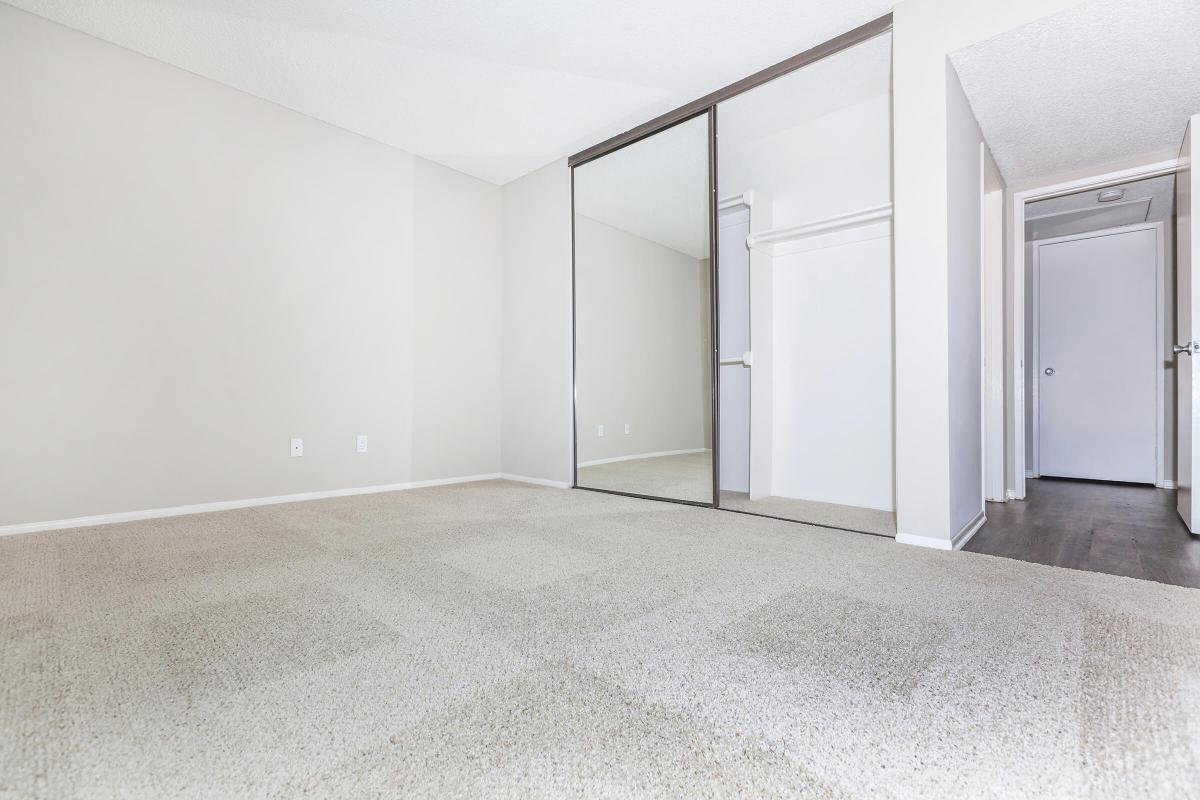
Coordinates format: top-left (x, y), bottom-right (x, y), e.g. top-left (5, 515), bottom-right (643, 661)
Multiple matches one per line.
top-left (1174, 343), bottom-right (1194, 356)
top-left (1044, 367), bottom-right (1055, 376)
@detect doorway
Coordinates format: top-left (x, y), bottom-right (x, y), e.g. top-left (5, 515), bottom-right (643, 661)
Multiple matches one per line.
top-left (969, 160), bottom-right (1200, 587)
top-left (1031, 224), bottom-right (1164, 485)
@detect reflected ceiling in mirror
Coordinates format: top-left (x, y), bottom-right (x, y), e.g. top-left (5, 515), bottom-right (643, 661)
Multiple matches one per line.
top-left (573, 112), bottom-right (713, 504)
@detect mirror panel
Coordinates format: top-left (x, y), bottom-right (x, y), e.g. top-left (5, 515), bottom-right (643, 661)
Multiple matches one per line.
top-left (715, 32), bottom-right (897, 535)
top-left (573, 113), bottom-right (714, 504)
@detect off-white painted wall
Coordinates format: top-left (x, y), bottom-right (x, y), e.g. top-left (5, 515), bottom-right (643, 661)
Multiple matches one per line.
top-left (945, 62), bottom-right (985, 535)
top-left (573, 216), bottom-right (710, 463)
top-left (499, 160), bottom-right (574, 485)
top-left (412, 159), bottom-right (504, 479)
top-left (893, 0), bottom-right (1081, 548)
top-left (0, 5), bottom-right (503, 527)
top-left (983, 148), bottom-right (1007, 502)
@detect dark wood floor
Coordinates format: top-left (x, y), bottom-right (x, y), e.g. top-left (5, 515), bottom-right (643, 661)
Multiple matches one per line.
top-left (966, 478), bottom-right (1200, 589)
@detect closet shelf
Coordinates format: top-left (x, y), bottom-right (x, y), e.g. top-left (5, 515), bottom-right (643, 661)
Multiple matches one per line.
top-left (748, 202), bottom-right (892, 246)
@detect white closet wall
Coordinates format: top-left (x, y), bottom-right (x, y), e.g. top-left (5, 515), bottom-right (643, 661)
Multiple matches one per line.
top-left (718, 207), bottom-right (752, 493)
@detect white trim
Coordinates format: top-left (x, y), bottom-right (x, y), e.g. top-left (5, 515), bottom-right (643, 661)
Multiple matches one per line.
top-left (1006, 488), bottom-right (1021, 500)
top-left (1029, 221), bottom-right (1165, 485)
top-left (895, 532), bottom-right (955, 550)
top-left (1163, 479), bottom-right (1179, 490)
top-left (577, 448), bottom-right (708, 468)
top-left (1008, 158), bottom-right (1180, 501)
top-left (718, 191), bottom-right (753, 211)
top-left (1024, 196), bottom-right (1151, 227)
top-left (896, 510), bottom-right (986, 551)
top-left (0, 473), bottom-right (505, 537)
top-left (748, 203), bottom-right (892, 247)
top-left (953, 509), bottom-right (988, 550)
top-left (498, 473), bottom-right (571, 489)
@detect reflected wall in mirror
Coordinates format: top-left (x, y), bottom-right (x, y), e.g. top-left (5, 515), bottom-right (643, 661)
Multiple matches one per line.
top-left (573, 113), bottom-right (714, 504)
top-left (715, 32), bottom-right (896, 534)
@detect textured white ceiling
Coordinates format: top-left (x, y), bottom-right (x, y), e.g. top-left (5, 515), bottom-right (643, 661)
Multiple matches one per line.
top-left (6, 0), bottom-right (895, 185)
top-left (1025, 173), bottom-right (1175, 239)
top-left (950, 0), bottom-right (1200, 185)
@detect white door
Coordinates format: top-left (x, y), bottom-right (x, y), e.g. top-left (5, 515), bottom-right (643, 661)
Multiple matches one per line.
top-left (1177, 116), bottom-right (1198, 530)
top-left (1036, 227), bottom-right (1158, 483)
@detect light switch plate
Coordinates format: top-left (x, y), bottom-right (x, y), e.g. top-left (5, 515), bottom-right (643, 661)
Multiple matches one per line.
top-left (290, 437), bottom-right (303, 457)
top-left (356, 434), bottom-right (368, 453)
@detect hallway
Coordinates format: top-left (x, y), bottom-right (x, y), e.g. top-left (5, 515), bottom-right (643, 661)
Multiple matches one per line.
top-left (968, 478), bottom-right (1200, 588)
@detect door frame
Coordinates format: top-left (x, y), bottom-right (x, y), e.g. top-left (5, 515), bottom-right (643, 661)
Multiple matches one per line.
top-left (1029, 222), bottom-right (1167, 486)
top-left (1005, 158), bottom-right (1179, 499)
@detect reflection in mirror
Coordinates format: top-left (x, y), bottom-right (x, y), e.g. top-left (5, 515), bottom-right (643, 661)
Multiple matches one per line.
top-left (715, 33), bottom-right (896, 534)
top-left (573, 114), bottom-right (713, 504)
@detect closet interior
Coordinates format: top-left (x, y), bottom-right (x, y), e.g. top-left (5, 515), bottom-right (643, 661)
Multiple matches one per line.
top-left (715, 32), bottom-right (895, 533)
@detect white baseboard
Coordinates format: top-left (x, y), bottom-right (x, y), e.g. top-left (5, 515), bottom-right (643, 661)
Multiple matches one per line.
top-left (0, 473), bottom-right (508, 537)
top-left (578, 448), bottom-right (707, 468)
top-left (895, 532), bottom-right (954, 550)
top-left (952, 510), bottom-right (987, 550)
top-left (1162, 479), bottom-right (1178, 490)
top-left (896, 510), bottom-right (987, 552)
top-left (499, 473), bottom-right (570, 489)
top-left (1024, 470), bottom-right (1035, 479)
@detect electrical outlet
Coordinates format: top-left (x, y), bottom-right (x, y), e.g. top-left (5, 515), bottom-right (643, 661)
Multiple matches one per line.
top-left (290, 437), bottom-right (304, 457)
top-left (624, 423), bottom-right (631, 435)
top-left (356, 434), bottom-right (368, 453)
top-left (597, 424), bottom-right (605, 438)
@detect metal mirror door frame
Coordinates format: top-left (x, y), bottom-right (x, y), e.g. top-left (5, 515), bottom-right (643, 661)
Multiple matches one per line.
top-left (570, 108), bottom-right (719, 508)
top-left (569, 12), bottom-right (893, 512)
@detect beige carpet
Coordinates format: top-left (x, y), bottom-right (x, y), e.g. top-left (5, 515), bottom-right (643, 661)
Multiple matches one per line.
top-left (3, 480), bottom-right (1200, 798)
top-left (719, 491), bottom-right (897, 536)
top-left (577, 450), bottom-right (713, 503)
top-left (578, 451), bottom-right (895, 536)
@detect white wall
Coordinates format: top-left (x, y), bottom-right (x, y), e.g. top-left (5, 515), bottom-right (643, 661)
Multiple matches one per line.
top-left (723, 94), bottom-right (894, 224)
top-left (573, 216), bottom-right (710, 463)
top-left (0, 5), bottom-right (504, 527)
top-left (717, 210), bottom-right (751, 493)
top-left (771, 235), bottom-right (895, 510)
top-left (892, 0), bottom-right (1081, 547)
top-left (945, 62), bottom-right (985, 534)
top-left (983, 148), bottom-right (1008, 502)
top-left (499, 160), bottom-right (574, 485)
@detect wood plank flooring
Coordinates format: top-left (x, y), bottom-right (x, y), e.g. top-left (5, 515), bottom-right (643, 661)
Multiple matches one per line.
top-left (965, 478), bottom-right (1200, 588)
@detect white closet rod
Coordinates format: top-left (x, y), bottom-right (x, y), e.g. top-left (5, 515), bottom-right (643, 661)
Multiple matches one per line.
top-left (748, 202), bottom-right (892, 246)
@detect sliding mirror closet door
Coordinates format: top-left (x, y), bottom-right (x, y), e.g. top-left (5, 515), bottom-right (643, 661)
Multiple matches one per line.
top-left (715, 32), bottom-right (896, 535)
top-left (573, 113), bottom-right (714, 504)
